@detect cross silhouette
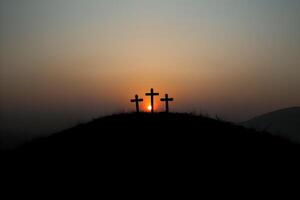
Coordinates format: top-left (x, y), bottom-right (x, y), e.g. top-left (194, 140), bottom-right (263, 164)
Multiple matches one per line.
top-left (130, 94), bottom-right (143, 113)
top-left (145, 88), bottom-right (159, 113)
top-left (160, 94), bottom-right (174, 113)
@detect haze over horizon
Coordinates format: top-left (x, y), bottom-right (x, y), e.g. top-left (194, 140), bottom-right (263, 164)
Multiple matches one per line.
top-left (1, 0), bottom-right (299, 139)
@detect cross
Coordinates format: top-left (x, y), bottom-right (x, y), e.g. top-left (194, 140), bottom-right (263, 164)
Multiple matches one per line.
top-left (160, 94), bottom-right (174, 113)
top-left (145, 88), bottom-right (159, 113)
top-left (130, 94), bottom-right (143, 113)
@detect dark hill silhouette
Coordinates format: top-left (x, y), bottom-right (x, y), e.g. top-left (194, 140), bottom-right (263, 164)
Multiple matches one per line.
top-left (242, 107), bottom-right (300, 143)
top-left (2, 112), bottom-right (300, 178)
top-left (6, 112), bottom-right (298, 158)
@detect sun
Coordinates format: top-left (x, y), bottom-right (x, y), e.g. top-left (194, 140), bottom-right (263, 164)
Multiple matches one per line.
top-left (147, 105), bottom-right (152, 111)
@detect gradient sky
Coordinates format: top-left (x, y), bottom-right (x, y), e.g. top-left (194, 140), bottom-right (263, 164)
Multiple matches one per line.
top-left (1, 0), bottom-right (300, 139)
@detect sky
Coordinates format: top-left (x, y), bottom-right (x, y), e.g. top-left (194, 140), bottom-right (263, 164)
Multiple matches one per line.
top-left (0, 0), bottom-right (300, 142)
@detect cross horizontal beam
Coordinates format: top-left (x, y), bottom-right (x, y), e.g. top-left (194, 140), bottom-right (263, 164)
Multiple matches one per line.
top-left (131, 99), bottom-right (143, 102)
top-left (161, 98), bottom-right (174, 101)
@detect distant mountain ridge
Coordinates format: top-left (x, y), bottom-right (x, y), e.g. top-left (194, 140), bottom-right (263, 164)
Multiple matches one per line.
top-left (242, 107), bottom-right (300, 143)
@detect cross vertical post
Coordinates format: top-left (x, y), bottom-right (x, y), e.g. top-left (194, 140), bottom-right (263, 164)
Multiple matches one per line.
top-left (160, 94), bottom-right (174, 113)
top-left (145, 88), bottom-right (159, 113)
top-left (130, 94), bottom-right (143, 113)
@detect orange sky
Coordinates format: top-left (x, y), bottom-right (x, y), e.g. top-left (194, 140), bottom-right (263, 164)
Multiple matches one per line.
top-left (1, 0), bottom-right (299, 136)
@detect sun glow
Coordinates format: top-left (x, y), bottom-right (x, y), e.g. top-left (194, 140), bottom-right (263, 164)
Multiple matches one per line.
top-left (147, 105), bottom-right (152, 111)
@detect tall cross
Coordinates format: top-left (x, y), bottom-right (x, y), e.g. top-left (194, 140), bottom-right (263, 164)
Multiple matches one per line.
top-left (145, 88), bottom-right (159, 113)
top-left (130, 94), bottom-right (143, 113)
top-left (160, 94), bottom-right (174, 113)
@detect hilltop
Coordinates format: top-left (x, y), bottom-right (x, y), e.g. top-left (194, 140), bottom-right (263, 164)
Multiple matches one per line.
top-left (6, 112), bottom-right (297, 157)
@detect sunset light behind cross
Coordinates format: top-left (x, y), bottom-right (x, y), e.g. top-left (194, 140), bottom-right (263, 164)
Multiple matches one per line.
top-left (147, 105), bottom-right (152, 112)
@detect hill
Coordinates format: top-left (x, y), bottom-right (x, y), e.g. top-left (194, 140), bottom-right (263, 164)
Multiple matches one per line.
top-left (1, 112), bottom-right (299, 175)
top-left (242, 107), bottom-right (300, 143)
top-left (6, 112), bottom-right (298, 157)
